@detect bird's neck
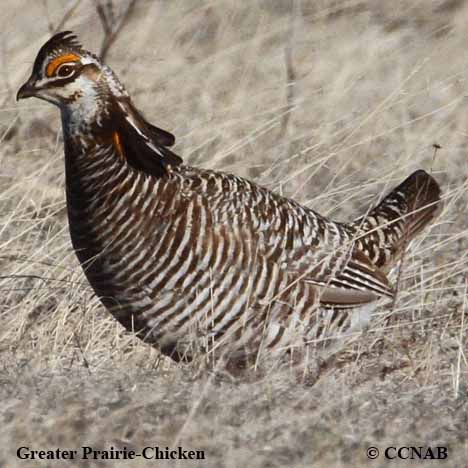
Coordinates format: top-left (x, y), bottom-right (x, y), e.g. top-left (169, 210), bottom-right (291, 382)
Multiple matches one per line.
top-left (60, 91), bottom-right (112, 142)
top-left (64, 134), bottom-right (123, 197)
top-left (60, 96), bottom-right (121, 176)
top-left (61, 101), bottom-right (128, 206)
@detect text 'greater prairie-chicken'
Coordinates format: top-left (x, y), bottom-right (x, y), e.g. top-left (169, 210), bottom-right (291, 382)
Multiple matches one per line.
top-left (17, 32), bottom-right (441, 363)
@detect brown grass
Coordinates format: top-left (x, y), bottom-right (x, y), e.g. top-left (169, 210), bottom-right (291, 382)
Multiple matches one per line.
top-left (1, 1), bottom-right (467, 466)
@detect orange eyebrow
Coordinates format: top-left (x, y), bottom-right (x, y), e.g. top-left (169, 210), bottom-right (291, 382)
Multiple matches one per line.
top-left (46, 53), bottom-right (80, 77)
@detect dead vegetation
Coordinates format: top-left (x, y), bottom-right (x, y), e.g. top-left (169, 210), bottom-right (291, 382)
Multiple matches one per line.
top-left (1, 0), bottom-right (467, 466)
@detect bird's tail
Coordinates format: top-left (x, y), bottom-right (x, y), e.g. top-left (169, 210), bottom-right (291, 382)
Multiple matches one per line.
top-left (348, 170), bottom-right (441, 270)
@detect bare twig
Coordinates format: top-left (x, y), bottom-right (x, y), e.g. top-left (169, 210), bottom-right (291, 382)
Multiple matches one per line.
top-left (453, 278), bottom-right (466, 399)
top-left (281, 0), bottom-right (300, 137)
top-left (40, 0), bottom-right (54, 33)
top-left (73, 331), bottom-right (92, 375)
top-left (95, 0), bottom-right (137, 61)
top-left (42, 0), bottom-right (82, 34)
top-left (0, 274), bottom-right (86, 287)
top-left (431, 143), bottom-right (441, 173)
top-left (388, 236), bottom-right (410, 325)
top-left (53, 0), bottom-right (82, 34)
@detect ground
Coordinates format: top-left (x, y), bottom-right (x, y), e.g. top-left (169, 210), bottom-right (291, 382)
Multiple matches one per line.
top-left (1, 1), bottom-right (467, 467)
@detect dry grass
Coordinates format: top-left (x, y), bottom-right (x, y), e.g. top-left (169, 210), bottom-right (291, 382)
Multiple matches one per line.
top-left (1, 1), bottom-right (467, 466)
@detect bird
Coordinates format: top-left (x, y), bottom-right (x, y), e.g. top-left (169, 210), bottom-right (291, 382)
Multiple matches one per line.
top-left (17, 31), bottom-right (441, 365)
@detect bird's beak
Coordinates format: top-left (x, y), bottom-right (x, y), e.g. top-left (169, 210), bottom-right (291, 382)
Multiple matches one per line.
top-left (16, 76), bottom-right (37, 101)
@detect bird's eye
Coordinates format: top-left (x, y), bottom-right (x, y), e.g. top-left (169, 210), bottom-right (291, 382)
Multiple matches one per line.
top-left (56, 64), bottom-right (75, 77)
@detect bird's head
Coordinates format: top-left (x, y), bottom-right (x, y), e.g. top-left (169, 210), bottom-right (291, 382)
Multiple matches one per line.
top-left (17, 31), bottom-right (126, 120)
top-left (17, 31), bottom-right (182, 174)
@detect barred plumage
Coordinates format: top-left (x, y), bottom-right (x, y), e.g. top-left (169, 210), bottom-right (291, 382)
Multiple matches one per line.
top-left (18, 32), bottom-right (441, 363)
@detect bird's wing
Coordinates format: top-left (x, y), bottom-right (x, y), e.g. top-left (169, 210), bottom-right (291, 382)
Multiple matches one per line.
top-left (176, 166), bottom-right (394, 310)
top-left (286, 247), bottom-right (394, 307)
top-left (113, 99), bottom-right (181, 177)
top-left (200, 172), bottom-right (394, 308)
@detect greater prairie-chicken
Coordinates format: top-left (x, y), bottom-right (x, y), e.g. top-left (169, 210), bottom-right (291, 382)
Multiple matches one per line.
top-left (17, 32), bottom-right (441, 363)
